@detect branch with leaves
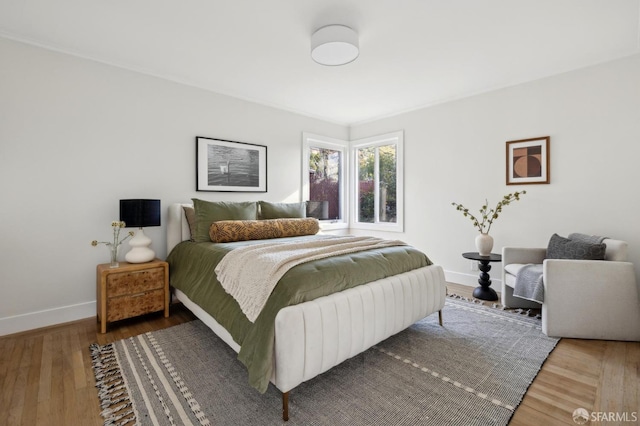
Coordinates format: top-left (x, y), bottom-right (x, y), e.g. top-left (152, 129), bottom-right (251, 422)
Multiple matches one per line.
top-left (452, 191), bottom-right (526, 234)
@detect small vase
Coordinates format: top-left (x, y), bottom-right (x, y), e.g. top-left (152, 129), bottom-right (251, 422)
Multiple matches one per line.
top-left (475, 233), bottom-right (494, 256)
top-left (109, 244), bottom-right (119, 268)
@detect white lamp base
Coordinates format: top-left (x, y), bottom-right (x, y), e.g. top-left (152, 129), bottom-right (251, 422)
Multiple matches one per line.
top-left (125, 228), bottom-right (155, 263)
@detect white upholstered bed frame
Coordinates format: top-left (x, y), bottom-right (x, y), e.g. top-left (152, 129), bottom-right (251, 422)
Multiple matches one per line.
top-left (167, 203), bottom-right (447, 420)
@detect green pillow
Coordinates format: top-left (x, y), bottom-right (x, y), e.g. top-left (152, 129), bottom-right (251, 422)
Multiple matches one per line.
top-left (191, 199), bottom-right (258, 242)
top-left (259, 201), bottom-right (306, 219)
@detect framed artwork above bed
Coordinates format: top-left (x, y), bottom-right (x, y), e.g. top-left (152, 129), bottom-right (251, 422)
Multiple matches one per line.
top-left (196, 136), bottom-right (267, 192)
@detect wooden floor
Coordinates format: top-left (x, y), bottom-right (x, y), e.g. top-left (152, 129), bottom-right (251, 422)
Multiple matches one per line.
top-left (0, 284), bottom-right (637, 425)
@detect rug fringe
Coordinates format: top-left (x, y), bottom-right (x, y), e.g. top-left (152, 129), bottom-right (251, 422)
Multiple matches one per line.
top-left (447, 293), bottom-right (487, 305)
top-left (447, 293), bottom-right (542, 318)
top-left (514, 308), bottom-right (542, 319)
top-left (102, 404), bottom-right (135, 426)
top-left (91, 343), bottom-right (137, 426)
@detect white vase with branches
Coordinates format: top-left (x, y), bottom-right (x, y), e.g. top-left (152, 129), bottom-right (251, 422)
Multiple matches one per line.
top-left (452, 191), bottom-right (526, 256)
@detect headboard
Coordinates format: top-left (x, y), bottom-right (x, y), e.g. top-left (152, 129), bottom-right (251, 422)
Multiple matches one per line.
top-left (167, 203), bottom-right (193, 254)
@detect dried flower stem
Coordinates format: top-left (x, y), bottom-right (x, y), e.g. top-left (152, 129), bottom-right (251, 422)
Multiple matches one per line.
top-left (91, 221), bottom-right (134, 248)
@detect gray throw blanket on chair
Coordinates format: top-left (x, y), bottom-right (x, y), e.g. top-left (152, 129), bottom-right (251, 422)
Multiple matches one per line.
top-left (513, 264), bottom-right (545, 303)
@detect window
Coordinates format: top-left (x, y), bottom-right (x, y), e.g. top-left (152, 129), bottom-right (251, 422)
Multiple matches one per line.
top-left (302, 133), bottom-right (348, 229)
top-left (302, 131), bottom-right (403, 232)
top-left (351, 131), bottom-right (404, 232)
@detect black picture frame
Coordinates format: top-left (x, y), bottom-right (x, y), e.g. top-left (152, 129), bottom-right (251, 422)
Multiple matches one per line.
top-left (196, 136), bottom-right (267, 192)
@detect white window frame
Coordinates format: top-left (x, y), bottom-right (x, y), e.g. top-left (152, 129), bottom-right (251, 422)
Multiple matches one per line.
top-left (350, 131), bottom-right (404, 233)
top-left (301, 133), bottom-right (349, 231)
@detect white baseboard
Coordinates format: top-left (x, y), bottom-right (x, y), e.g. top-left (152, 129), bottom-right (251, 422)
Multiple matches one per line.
top-left (444, 270), bottom-right (502, 289)
top-left (0, 301), bottom-right (96, 336)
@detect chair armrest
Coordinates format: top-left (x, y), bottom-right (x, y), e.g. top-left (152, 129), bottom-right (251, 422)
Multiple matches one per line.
top-left (543, 259), bottom-right (640, 340)
top-left (502, 247), bottom-right (546, 265)
top-left (543, 259), bottom-right (637, 298)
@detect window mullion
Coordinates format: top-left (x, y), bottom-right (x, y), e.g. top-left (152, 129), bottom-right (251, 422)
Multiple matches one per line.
top-left (373, 146), bottom-right (380, 224)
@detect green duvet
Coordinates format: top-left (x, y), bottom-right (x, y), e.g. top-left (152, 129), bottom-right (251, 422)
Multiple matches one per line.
top-left (166, 235), bottom-right (431, 393)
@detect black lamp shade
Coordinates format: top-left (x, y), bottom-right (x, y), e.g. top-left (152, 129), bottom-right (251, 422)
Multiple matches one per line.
top-left (119, 199), bottom-right (161, 228)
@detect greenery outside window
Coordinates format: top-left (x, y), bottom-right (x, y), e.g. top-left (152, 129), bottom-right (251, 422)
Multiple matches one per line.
top-left (302, 131), bottom-right (403, 232)
top-left (351, 131), bottom-right (404, 232)
top-left (302, 133), bottom-right (348, 230)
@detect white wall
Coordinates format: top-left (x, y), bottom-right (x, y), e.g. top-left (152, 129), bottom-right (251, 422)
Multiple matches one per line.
top-left (350, 53), bottom-right (640, 287)
top-left (0, 38), bottom-right (347, 335)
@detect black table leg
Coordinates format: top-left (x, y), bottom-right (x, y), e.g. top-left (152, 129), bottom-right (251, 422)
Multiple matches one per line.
top-left (472, 260), bottom-right (498, 301)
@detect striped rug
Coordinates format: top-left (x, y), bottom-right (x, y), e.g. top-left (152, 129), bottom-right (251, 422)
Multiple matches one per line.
top-left (90, 297), bottom-right (558, 425)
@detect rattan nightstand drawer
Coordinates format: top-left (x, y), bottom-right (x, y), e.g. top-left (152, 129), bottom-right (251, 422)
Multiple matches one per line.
top-left (106, 289), bottom-right (165, 322)
top-left (106, 266), bottom-right (164, 296)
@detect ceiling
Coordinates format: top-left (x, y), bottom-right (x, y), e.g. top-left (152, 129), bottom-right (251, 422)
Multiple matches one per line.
top-left (1, 1), bottom-right (639, 125)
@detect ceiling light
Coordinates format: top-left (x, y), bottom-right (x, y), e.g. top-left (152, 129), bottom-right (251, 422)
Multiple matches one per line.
top-left (311, 25), bottom-right (359, 66)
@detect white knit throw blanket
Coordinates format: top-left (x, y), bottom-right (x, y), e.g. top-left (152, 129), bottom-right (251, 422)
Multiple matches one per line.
top-left (215, 235), bottom-right (407, 322)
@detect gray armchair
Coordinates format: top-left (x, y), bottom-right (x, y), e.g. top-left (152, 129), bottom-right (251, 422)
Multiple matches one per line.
top-left (502, 238), bottom-right (640, 341)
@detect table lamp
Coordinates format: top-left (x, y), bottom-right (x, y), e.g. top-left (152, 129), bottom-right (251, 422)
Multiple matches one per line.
top-left (119, 199), bottom-right (161, 263)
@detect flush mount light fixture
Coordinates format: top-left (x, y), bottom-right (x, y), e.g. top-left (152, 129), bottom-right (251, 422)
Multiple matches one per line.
top-left (311, 25), bottom-right (359, 66)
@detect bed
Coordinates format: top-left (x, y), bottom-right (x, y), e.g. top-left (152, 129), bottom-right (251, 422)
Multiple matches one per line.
top-left (166, 202), bottom-right (447, 420)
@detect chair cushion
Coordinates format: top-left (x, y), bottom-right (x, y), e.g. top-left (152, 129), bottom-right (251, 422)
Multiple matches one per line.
top-left (504, 263), bottom-right (528, 276)
top-left (546, 233), bottom-right (606, 260)
top-left (504, 263), bottom-right (530, 289)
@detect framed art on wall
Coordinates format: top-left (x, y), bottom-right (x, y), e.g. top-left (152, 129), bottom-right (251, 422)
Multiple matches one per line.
top-left (506, 136), bottom-right (550, 185)
top-left (196, 136), bottom-right (267, 192)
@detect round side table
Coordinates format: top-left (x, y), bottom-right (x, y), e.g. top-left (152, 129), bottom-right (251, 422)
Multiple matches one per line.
top-left (462, 252), bottom-right (502, 301)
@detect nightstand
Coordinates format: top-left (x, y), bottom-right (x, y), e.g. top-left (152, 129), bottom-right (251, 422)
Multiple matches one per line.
top-left (96, 259), bottom-right (169, 333)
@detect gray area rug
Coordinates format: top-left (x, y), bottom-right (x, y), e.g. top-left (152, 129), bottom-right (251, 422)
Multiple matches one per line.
top-left (90, 297), bottom-right (558, 425)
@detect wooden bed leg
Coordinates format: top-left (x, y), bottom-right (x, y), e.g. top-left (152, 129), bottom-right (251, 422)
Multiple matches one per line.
top-left (282, 391), bottom-right (289, 421)
top-left (438, 310), bottom-right (443, 326)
